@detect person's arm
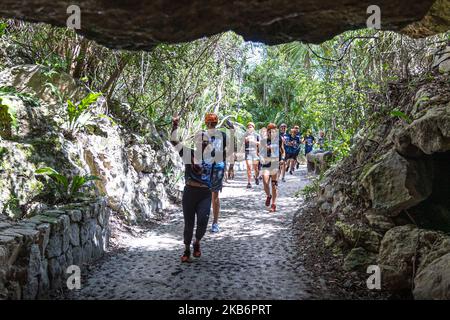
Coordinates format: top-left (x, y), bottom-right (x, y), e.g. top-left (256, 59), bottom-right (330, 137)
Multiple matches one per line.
top-left (170, 116), bottom-right (180, 146)
top-left (280, 139), bottom-right (286, 159)
top-left (170, 116), bottom-right (185, 157)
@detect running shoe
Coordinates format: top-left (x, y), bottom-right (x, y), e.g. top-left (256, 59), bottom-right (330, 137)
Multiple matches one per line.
top-left (193, 242), bottom-right (201, 258)
top-left (181, 250), bottom-right (192, 263)
top-left (247, 183), bottom-right (252, 189)
top-left (255, 177), bottom-right (259, 185)
top-left (282, 177), bottom-right (286, 183)
top-left (265, 195), bottom-right (272, 207)
top-left (211, 223), bottom-right (220, 233)
top-left (270, 204), bottom-right (277, 212)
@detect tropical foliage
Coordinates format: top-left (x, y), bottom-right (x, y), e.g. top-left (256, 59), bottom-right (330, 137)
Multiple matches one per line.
top-left (0, 18), bottom-right (448, 159)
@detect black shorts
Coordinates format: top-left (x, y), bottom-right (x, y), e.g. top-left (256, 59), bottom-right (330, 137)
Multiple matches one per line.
top-left (211, 165), bottom-right (225, 192)
top-left (285, 152), bottom-right (299, 160)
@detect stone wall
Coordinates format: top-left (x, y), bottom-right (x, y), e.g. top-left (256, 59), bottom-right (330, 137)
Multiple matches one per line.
top-left (0, 198), bottom-right (110, 299)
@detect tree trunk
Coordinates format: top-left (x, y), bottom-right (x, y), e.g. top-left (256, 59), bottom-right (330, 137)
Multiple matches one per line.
top-left (71, 37), bottom-right (89, 79)
top-left (102, 55), bottom-right (129, 96)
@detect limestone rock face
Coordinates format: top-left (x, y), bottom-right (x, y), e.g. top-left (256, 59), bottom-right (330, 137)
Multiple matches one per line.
top-left (0, 1), bottom-right (443, 50)
top-left (80, 118), bottom-right (183, 222)
top-left (343, 247), bottom-right (377, 271)
top-left (401, 0), bottom-right (450, 38)
top-left (334, 220), bottom-right (382, 253)
top-left (0, 65), bottom-right (183, 223)
top-left (413, 252), bottom-right (450, 300)
top-left (361, 150), bottom-right (433, 216)
top-left (405, 104), bottom-right (450, 155)
top-left (378, 225), bottom-right (450, 291)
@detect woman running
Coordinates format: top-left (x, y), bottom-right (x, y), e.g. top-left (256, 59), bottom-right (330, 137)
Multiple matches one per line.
top-left (244, 122), bottom-right (260, 189)
top-left (260, 123), bottom-right (285, 212)
top-left (285, 128), bottom-right (301, 174)
top-left (170, 116), bottom-right (213, 263)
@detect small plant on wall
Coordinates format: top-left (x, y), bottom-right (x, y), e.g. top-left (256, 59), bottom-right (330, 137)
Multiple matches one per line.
top-left (35, 167), bottom-right (101, 204)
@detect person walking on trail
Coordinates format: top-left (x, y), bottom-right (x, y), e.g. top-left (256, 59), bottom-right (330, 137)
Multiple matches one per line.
top-left (170, 116), bottom-right (213, 263)
top-left (317, 130), bottom-right (326, 152)
top-left (224, 119), bottom-right (237, 182)
top-left (260, 123), bottom-right (285, 213)
top-left (293, 125), bottom-right (302, 169)
top-left (204, 113), bottom-right (227, 233)
top-left (285, 128), bottom-right (301, 175)
top-left (279, 123), bottom-right (288, 183)
top-left (244, 122), bottom-right (260, 189)
top-left (303, 130), bottom-right (316, 156)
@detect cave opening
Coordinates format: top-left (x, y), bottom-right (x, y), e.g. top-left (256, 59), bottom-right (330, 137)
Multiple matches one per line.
top-left (406, 151), bottom-right (450, 233)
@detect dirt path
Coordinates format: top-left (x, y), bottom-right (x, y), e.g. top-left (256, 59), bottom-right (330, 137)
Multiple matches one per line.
top-left (67, 165), bottom-right (324, 299)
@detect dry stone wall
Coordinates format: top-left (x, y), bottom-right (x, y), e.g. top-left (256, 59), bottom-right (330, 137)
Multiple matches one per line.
top-left (0, 198), bottom-right (110, 299)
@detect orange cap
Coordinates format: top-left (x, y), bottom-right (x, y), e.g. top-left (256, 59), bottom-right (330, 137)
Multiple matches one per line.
top-left (205, 113), bottom-right (218, 123)
top-left (267, 123), bottom-right (277, 130)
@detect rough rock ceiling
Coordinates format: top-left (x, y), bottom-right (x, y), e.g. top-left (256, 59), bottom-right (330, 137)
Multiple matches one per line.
top-left (0, 0), bottom-right (448, 50)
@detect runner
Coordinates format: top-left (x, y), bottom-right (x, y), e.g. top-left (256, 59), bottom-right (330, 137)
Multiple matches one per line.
top-left (256, 127), bottom-right (268, 183)
top-left (285, 128), bottom-right (301, 175)
top-left (279, 123), bottom-right (288, 182)
top-left (303, 130), bottom-right (316, 156)
top-left (224, 120), bottom-right (237, 182)
top-left (170, 116), bottom-right (213, 263)
top-left (244, 122), bottom-right (260, 189)
top-left (260, 123), bottom-right (285, 212)
top-left (204, 113), bottom-right (227, 233)
top-left (293, 125), bottom-right (301, 169)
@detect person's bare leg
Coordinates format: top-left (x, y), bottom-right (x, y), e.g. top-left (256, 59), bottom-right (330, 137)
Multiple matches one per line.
top-left (253, 161), bottom-right (259, 182)
top-left (290, 159), bottom-right (296, 173)
top-left (212, 191), bottom-right (220, 224)
top-left (245, 160), bottom-right (252, 185)
top-left (271, 173), bottom-right (278, 205)
top-left (262, 173), bottom-right (271, 197)
top-left (280, 160), bottom-right (286, 180)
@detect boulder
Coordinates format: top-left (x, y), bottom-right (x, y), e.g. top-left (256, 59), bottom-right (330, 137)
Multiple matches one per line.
top-left (364, 210), bottom-right (395, 233)
top-left (361, 150), bottom-right (433, 216)
top-left (334, 220), bottom-right (382, 253)
top-left (378, 225), bottom-right (450, 291)
top-left (413, 252), bottom-right (450, 300)
top-left (432, 46), bottom-right (450, 74)
top-left (343, 247), bottom-right (377, 271)
top-left (405, 104), bottom-right (450, 155)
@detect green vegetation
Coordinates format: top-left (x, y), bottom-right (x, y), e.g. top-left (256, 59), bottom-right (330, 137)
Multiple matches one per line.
top-left (0, 97), bottom-right (17, 138)
top-left (296, 172), bottom-right (324, 200)
top-left (390, 110), bottom-right (412, 124)
top-left (0, 19), bottom-right (448, 203)
top-left (0, 86), bottom-right (40, 107)
top-left (65, 92), bottom-right (101, 135)
top-left (35, 167), bottom-right (101, 203)
top-left (4, 193), bottom-right (21, 218)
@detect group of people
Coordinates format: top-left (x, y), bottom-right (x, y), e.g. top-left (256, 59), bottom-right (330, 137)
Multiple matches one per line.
top-left (242, 122), bottom-right (324, 213)
top-left (170, 113), bottom-right (325, 263)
